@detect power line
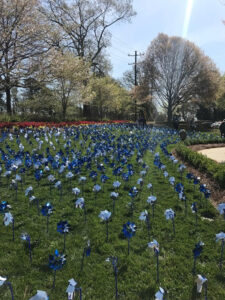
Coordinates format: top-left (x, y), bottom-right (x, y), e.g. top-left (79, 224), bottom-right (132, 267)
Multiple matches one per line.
top-left (128, 51), bottom-right (144, 120)
top-left (111, 34), bottom-right (133, 51)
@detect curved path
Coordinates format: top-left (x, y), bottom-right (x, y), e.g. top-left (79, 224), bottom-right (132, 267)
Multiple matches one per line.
top-left (198, 147), bottom-right (225, 163)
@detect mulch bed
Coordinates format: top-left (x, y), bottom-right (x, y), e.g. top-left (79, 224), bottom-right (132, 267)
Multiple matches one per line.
top-left (174, 144), bottom-right (225, 207)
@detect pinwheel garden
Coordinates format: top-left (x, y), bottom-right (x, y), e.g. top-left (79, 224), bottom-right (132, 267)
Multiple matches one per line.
top-left (0, 123), bottom-right (225, 299)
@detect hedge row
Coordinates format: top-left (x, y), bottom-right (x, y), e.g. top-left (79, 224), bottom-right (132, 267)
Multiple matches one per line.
top-left (175, 143), bottom-right (225, 188)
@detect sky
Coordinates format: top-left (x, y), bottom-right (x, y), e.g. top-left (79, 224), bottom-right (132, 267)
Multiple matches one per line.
top-left (107, 0), bottom-right (225, 80)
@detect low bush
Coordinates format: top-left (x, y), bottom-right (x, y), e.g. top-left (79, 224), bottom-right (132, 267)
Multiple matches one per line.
top-left (175, 143), bottom-right (225, 188)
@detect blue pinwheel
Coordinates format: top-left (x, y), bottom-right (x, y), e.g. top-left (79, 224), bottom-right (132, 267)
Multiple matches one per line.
top-left (155, 287), bottom-right (165, 300)
top-left (79, 176), bottom-right (87, 194)
top-left (193, 176), bottom-right (200, 187)
top-left (111, 191), bottom-right (119, 214)
top-left (139, 210), bottom-right (150, 240)
top-left (47, 174), bottom-right (55, 194)
top-left (41, 202), bottom-right (53, 233)
top-left (101, 174), bottom-right (109, 191)
top-left (34, 169), bottom-right (42, 186)
top-left (66, 278), bottom-right (82, 300)
top-left (196, 275), bottom-right (207, 298)
top-left (216, 232), bottom-right (225, 270)
top-left (72, 187), bottom-right (80, 199)
top-left (0, 276), bottom-right (14, 300)
top-left (191, 202), bottom-right (198, 226)
top-left (122, 221), bottom-right (136, 255)
top-left (3, 212), bottom-right (14, 241)
top-left (128, 187), bottom-right (138, 216)
top-left (113, 181), bottom-right (121, 190)
top-left (169, 176), bottom-right (175, 186)
top-left (93, 184), bottom-right (101, 204)
top-left (25, 186), bottom-right (33, 197)
top-left (148, 239), bottom-right (160, 282)
top-left (21, 233), bottom-right (32, 263)
top-left (11, 179), bottom-right (18, 201)
top-left (29, 290), bottom-right (48, 300)
top-left (147, 195), bottom-right (157, 217)
top-left (89, 170), bottom-right (97, 181)
top-left (55, 180), bottom-right (63, 201)
top-left (81, 240), bottom-right (91, 271)
top-left (106, 256), bottom-right (118, 299)
top-left (147, 183), bottom-right (153, 194)
top-left (66, 171), bottom-right (74, 189)
top-left (0, 201), bottom-right (11, 213)
top-left (193, 241), bottom-right (204, 274)
top-left (217, 203), bottom-right (225, 219)
top-left (99, 210), bottom-right (111, 241)
top-left (49, 249), bottom-right (66, 288)
top-left (164, 209), bottom-right (175, 235)
top-left (186, 173), bottom-right (194, 182)
top-left (137, 178), bottom-right (144, 189)
top-left (178, 164), bottom-right (186, 181)
top-left (75, 197), bottom-right (86, 222)
top-left (57, 220), bottom-right (70, 252)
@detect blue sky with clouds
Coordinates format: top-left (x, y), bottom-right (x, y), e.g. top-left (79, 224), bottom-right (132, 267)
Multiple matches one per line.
top-left (107, 0), bottom-right (225, 80)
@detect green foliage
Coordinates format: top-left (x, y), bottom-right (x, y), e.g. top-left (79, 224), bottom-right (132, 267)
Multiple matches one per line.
top-left (176, 143), bottom-right (225, 188)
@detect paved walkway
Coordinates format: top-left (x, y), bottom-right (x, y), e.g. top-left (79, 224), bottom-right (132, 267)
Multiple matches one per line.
top-left (198, 147), bottom-right (225, 163)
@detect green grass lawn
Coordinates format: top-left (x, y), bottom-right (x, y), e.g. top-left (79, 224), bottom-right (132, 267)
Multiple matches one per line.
top-left (0, 125), bottom-right (224, 299)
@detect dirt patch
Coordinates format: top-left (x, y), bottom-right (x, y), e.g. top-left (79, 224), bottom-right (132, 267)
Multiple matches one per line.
top-left (173, 147), bottom-right (225, 207)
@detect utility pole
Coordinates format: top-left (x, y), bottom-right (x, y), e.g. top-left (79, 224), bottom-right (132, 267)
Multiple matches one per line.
top-left (128, 51), bottom-right (144, 121)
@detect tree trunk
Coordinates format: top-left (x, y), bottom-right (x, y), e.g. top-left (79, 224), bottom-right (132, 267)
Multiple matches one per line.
top-left (5, 80), bottom-right (12, 115)
top-left (62, 105), bottom-right (67, 120)
top-left (167, 103), bottom-right (173, 125)
top-left (62, 96), bottom-right (67, 120)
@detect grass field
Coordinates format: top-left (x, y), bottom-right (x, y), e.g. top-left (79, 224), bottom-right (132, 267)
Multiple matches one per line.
top-left (0, 125), bottom-right (224, 299)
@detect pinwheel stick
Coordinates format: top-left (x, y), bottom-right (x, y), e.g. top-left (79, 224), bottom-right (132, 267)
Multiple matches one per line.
top-left (63, 232), bottom-right (66, 252)
top-left (128, 238), bottom-right (130, 255)
top-left (219, 239), bottom-right (225, 270)
top-left (105, 221), bottom-right (109, 242)
top-left (156, 251), bottom-right (159, 282)
top-left (36, 198), bottom-right (39, 215)
top-left (152, 204), bottom-right (155, 218)
top-left (47, 216), bottom-right (49, 233)
top-left (52, 269), bottom-right (56, 289)
top-left (193, 257), bottom-right (197, 275)
top-left (172, 218), bottom-right (175, 235)
top-left (6, 282), bottom-right (14, 300)
top-left (81, 247), bottom-right (86, 271)
top-left (114, 268), bottom-right (118, 299)
top-left (84, 205), bottom-right (87, 223)
top-left (15, 185), bottom-right (18, 201)
top-left (146, 216), bottom-right (150, 241)
top-left (60, 187), bottom-right (63, 201)
top-left (204, 282), bottom-right (208, 300)
top-left (113, 198), bottom-right (115, 215)
top-left (75, 287), bottom-right (82, 300)
top-left (95, 192), bottom-right (97, 206)
top-left (184, 199), bottom-right (187, 217)
top-left (12, 219), bottom-right (15, 242)
top-left (195, 212), bottom-right (198, 227)
top-left (28, 240), bottom-right (32, 263)
top-left (81, 182), bottom-right (84, 195)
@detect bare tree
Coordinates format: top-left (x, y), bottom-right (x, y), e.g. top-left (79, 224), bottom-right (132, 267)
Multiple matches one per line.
top-left (42, 0), bottom-right (136, 71)
top-left (0, 0), bottom-right (49, 114)
top-left (142, 33), bottom-right (220, 124)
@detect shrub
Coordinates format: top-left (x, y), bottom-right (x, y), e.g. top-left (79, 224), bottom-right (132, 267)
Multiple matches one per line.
top-left (175, 143), bottom-right (225, 188)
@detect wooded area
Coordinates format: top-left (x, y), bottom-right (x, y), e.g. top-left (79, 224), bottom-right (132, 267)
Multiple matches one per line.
top-left (0, 0), bottom-right (225, 123)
